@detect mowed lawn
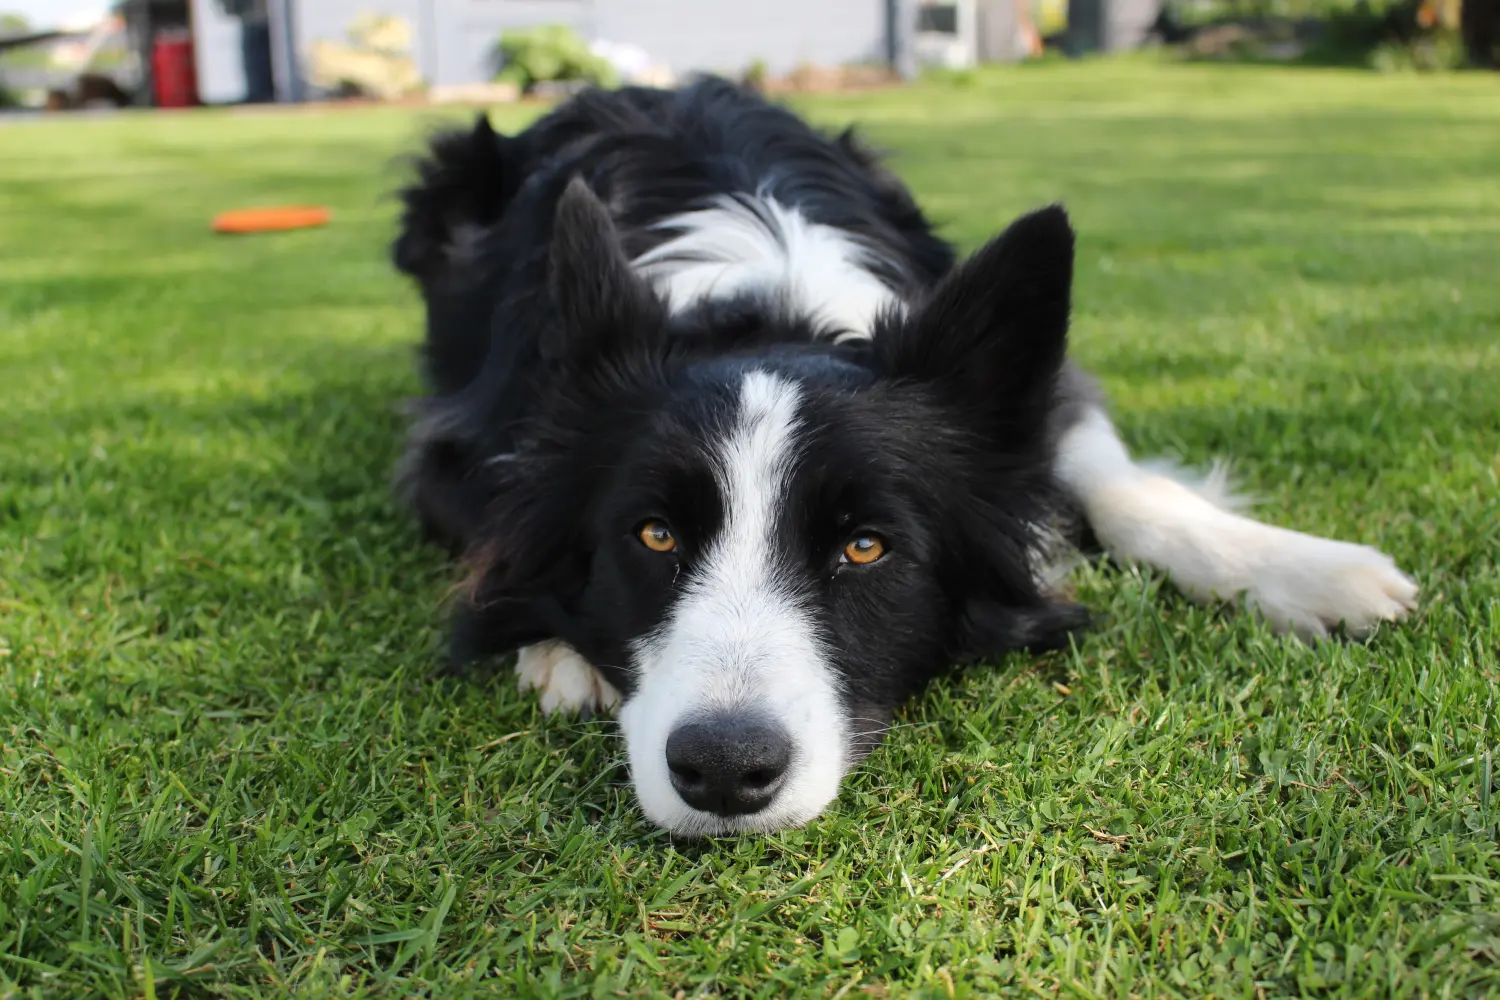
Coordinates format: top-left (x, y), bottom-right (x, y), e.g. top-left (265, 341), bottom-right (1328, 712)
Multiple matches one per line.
top-left (2, 61), bottom-right (1499, 999)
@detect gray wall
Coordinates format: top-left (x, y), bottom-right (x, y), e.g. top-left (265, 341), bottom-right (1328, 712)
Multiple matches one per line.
top-left (592, 0), bottom-right (889, 77)
top-left (288, 0), bottom-right (891, 91)
top-left (1065, 0), bottom-right (1160, 53)
top-left (975, 0), bottom-right (1022, 63)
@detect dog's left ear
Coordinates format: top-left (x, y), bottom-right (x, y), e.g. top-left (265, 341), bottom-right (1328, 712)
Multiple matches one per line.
top-left (546, 177), bottom-right (666, 368)
top-left (876, 204), bottom-right (1073, 435)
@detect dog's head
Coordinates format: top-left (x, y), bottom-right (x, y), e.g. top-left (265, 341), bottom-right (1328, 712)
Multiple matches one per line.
top-left (464, 181), bottom-right (1086, 835)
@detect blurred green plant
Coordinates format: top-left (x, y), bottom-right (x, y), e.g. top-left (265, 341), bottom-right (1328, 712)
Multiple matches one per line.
top-left (1368, 27), bottom-right (1468, 67)
top-left (1310, 0), bottom-right (1469, 69)
top-left (493, 25), bottom-right (619, 92)
top-left (1164, 0), bottom-right (1480, 70)
top-left (741, 57), bottom-right (769, 91)
top-left (919, 65), bottom-right (981, 87)
top-left (1037, 0), bottom-right (1070, 35)
top-left (1168, 0), bottom-right (1403, 24)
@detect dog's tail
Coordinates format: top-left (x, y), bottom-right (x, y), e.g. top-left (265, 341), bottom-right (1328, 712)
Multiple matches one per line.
top-left (392, 114), bottom-right (519, 286)
top-left (392, 114), bottom-right (527, 396)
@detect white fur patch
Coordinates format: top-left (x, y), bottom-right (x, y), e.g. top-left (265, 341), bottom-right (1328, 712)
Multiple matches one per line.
top-left (515, 640), bottom-right (621, 716)
top-left (1055, 407), bottom-right (1418, 640)
top-left (632, 193), bottom-right (900, 342)
top-left (619, 370), bottom-right (848, 836)
top-left (1136, 456), bottom-right (1252, 513)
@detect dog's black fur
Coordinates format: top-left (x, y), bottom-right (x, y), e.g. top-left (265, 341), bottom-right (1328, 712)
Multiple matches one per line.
top-left (392, 77), bottom-right (1109, 837)
top-left (395, 78), bottom-right (1087, 693)
top-left (389, 76), bottom-right (1419, 834)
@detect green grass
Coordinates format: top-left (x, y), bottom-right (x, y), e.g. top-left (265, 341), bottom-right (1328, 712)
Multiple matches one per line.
top-left (2, 60), bottom-right (1499, 998)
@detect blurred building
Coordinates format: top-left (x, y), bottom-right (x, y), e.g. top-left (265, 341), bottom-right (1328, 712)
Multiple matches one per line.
top-left (185, 1), bottom-right (1023, 104)
top-left (190, 0), bottom-right (916, 103)
top-left (7, 0), bottom-right (1162, 109)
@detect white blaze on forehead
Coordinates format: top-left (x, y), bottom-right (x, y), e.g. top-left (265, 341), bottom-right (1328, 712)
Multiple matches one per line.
top-left (619, 369), bottom-right (850, 835)
top-left (632, 193), bottom-right (899, 343)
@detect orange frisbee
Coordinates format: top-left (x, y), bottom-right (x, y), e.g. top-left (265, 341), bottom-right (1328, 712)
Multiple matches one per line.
top-left (212, 205), bottom-right (331, 234)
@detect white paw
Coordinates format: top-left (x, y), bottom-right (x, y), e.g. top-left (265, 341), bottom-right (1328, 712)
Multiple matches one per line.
top-left (1243, 531), bottom-right (1418, 641)
top-left (514, 640), bottom-right (621, 716)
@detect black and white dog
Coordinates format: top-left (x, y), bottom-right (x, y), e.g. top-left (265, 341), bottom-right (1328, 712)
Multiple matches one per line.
top-left (392, 79), bottom-right (1416, 836)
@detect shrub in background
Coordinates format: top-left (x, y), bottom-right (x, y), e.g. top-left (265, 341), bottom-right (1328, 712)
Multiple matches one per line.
top-left (493, 25), bottom-right (620, 93)
top-left (307, 13), bottom-right (422, 100)
top-left (1163, 0), bottom-right (1483, 69)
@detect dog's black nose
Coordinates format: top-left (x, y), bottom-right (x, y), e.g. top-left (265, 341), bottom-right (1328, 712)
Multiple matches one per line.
top-left (665, 717), bottom-right (792, 816)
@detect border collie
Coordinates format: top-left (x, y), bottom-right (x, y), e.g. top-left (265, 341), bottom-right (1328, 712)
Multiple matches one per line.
top-left (391, 79), bottom-right (1416, 836)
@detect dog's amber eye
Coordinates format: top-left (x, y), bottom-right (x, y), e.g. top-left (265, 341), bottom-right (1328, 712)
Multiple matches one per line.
top-left (842, 534), bottom-right (886, 565)
top-left (638, 520), bottom-right (677, 553)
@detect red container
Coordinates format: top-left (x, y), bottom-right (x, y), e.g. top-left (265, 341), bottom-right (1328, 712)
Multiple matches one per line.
top-left (151, 31), bottom-right (198, 108)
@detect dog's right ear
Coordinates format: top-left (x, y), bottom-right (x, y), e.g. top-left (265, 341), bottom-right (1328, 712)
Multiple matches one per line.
top-left (545, 178), bottom-right (666, 368)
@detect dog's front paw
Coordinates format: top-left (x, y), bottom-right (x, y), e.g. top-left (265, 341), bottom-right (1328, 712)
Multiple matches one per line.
top-left (514, 640), bottom-right (621, 716)
top-left (1245, 532), bottom-right (1418, 641)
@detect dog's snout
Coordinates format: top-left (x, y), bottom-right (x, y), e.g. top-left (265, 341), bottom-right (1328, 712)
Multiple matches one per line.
top-left (665, 716), bottom-right (792, 816)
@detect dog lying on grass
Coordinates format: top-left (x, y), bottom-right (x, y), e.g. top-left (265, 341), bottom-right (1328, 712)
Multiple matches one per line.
top-left (391, 78), bottom-right (1417, 835)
